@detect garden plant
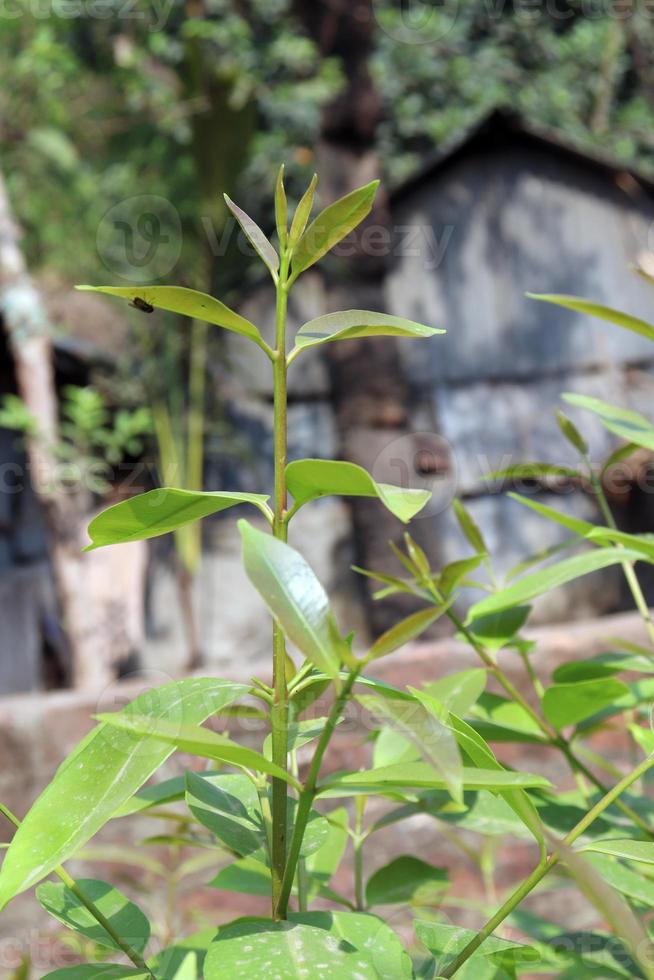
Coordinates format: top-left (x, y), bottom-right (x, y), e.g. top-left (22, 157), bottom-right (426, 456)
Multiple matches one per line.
top-left (3, 173), bottom-right (654, 978)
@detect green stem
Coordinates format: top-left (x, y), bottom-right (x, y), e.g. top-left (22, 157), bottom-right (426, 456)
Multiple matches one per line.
top-left (277, 666), bottom-right (361, 917)
top-left (589, 464), bottom-right (654, 649)
top-left (0, 804), bottom-right (154, 977)
top-left (270, 251), bottom-right (291, 918)
top-left (353, 797), bottom-right (366, 911)
top-left (440, 753), bottom-right (654, 977)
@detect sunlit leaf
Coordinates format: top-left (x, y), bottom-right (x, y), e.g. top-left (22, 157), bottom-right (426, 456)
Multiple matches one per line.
top-left (86, 489), bottom-right (270, 550)
top-left (76, 285), bottom-right (266, 349)
top-left (292, 309), bottom-right (443, 355)
top-left (469, 548), bottom-right (646, 618)
top-left (288, 911), bottom-right (413, 980)
top-left (36, 878), bottom-right (149, 954)
top-left (366, 603), bottom-right (453, 663)
top-left (319, 763), bottom-right (551, 796)
top-left (562, 393), bottom-right (654, 453)
top-left (542, 678), bottom-right (630, 729)
top-left (582, 840), bottom-right (654, 866)
top-left (0, 679), bottom-right (247, 908)
top-left (288, 173), bottom-right (317, 247)
top-left (291, 180), bottom-right (379, 275)
top-left (286, 458), bottom-right (431, 523)
top-left (528, 293), bottom-right (654, 343)
top-left (239, 520), bottom-right (346, 680)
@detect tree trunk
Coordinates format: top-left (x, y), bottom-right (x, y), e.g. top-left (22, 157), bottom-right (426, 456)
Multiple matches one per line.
top-left (293, 0), bottom-right (417, 631)
top-left (0, 172), bottom-right (111, 689)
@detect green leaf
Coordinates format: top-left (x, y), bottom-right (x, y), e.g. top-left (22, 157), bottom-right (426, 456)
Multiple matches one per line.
top-left (304, 808), bottom-right (349, 893)
top-left (527, 293), bottom-right (654, 343)
top-left (471, 693), bottom-right (547, 743)
top-left (415, 919), bottom-right (539, 965)
top-left (204, 918), bottom-right (381, 978)
top-left (587, 526), bottom-right (654, 560)
top-left (292, 309), bottom-right (443, 354)
top-left (366, 603), bottom-right (453, 663)
top-left (171, 954), bottom-right (198, 980)
top-left (508, 492), bottom-right (594, 536)
top-left (210, 856), bottom-right (271, 896)
top-left (224, 195), bottom-right (279, 278)
top-left (469, 549), bottom-right (647, 618)
top-left (466, 606), bottom-right (531, 652)
top-left (113, 775), bottom-right (187, 817)
top-left (422, 670), bottom-right (487, 716)
top-left (289, 911), bottom-right (413, 980)
top-left (484, 463), bottom-right (580, 481)
top-left (75, 285), bottom-right (266, 350)
top-left (438, 555), bottom-right (485, 595)
top-left (187, 772), bottom-right (326, 862)
top-left (239, 520), bottom-right (346, 681)
top-left (587, 853), bottom-right (654, 907)
top-left (95, 714), bottom-right (297, 787)
top-left (42, 970), bottom-right (149, 980)
top-left (373, 727), bottom-right (419, 767)
top-left (275, 164), bottom-right (288, 248)
top-left (288, 173), bottom-right (317, 248)
top-left (358, 694), bottom-right (463, 802)
top-left (602, 441), bottom-right (640, 475)
top-left (86, 489), bottom-right (270, 550)
top-left (36, 877), bottom-right (149, 954)
top-left (285, 458), bottom-right (431, 523)
top-left (553, 652), bottom-right (654, 683)
top-left (365, 856), bottom-right (448, 907)
top-left (186, 772), bottom-right (266, 860)
top-left (319, 763), bottom-right (551, 796)
top-left (582, 840), bottom-right (654, 866)
top-left (0, 678), bottom-right (247, 909)
top-left (542, 678), bottom-right (630, 729)
top-left (562, 393), bottom-right (654, 453)
top-left (453, 499), bottom-right (487, 554)
top-left (152, 929), bottom-right (217, 979)
top-left (291, 180), bottom-right (379, 276)
top-left (556, 410), bottom-right (589, 455)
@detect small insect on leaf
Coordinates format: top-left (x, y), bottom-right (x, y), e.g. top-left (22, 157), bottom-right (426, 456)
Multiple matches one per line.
top-left (129, 297), bottom-right (154, 313)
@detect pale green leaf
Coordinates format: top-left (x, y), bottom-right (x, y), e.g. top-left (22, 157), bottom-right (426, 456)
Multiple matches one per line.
top-left (542, 678), bottom-right (630, 729)
top-left (95, 713), bottom-right (298, 787)
top-left (466, 606), bottom-right (531, 652)
top-left (291, 180), bottom-right (379, 276)
top-left (453, 499), bottom-right (487, 554)
top-left (42, 970), bottom-right (149, 980)
top-left (319, 763), bottom-right (551, 796)
top-left (75, 285), bottom-right (266, 348)
top-left (288, 173), bottom-right (317, 247)
top-left (469, 548), bottom-right (646, 618)
top-left (0, 678), bottom-right (247, 909)
top-left (582, 840), bottom-right (654, 866)
top-left (484, 463), bottom-right (580, 481)
top-left (288, 911), bottom-right (413, 980)
top-left (204, 919), bottom-right (380, 978)
top-left (292, 309), bottom-right (443, 354)
top-left (366, 603), bottom-right (453, 663)
top-left (36, 878), bottom-right (149, 954)
top-left (528, 293), bottom-right (654, 343)
top-left (239, 520), bottom-right (346, 681)
top-left (275, 164), bottom-right (288, 248)
top-left (285, 458), bottom-right (431, 523)
top-left (86, 489), bottom-right (270, 550)
top-left (562, 393), bottom-right (654, 453)
top-left (422, 670), bottom-right (487, 716)
top-left (508, 492), bottom-right (594, 535)
top-left (224, 195), bottom-right (279, 278)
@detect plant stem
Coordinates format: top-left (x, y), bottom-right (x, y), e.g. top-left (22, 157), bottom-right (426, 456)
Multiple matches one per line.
top-left (270, 252), bottom-right (290, 918)
top-left (589, 465), bottom-right (654, 649)
top-left (277, 666), bottom-right (361, 917)
top-left (0, 804), bottom-right (155, 977)
top-left (353, 798), bottom-right (366, 911)
top-left (439, 753), bottom-right (654, 977)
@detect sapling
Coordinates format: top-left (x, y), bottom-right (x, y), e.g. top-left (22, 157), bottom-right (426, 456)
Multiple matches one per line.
top-left (2, 174), bottom-right (654, 978)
